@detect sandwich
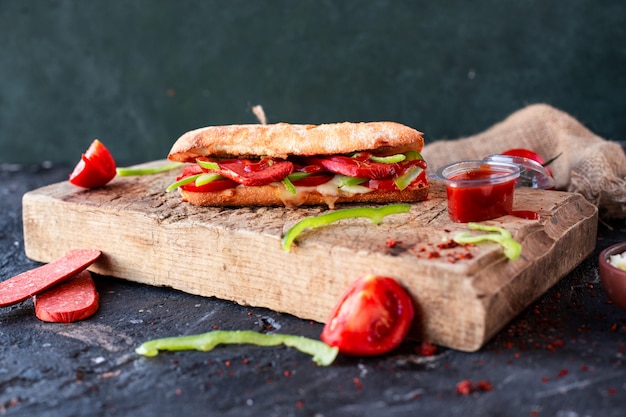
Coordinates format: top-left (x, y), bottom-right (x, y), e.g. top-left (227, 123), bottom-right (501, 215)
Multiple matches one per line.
top-left (166, 122), bottom-right (428, 208)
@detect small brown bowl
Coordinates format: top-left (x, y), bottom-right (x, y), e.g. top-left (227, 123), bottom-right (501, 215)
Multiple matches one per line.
top-left (599, 242), bottom-right (626, 312)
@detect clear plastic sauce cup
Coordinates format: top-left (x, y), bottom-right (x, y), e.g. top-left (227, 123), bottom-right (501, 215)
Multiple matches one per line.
top-left (437, 161), bottom-right (521, 223)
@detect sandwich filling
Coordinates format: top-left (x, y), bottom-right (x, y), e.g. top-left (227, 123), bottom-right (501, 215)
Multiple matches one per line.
top-left (168, 150), bottom-right (428, 198)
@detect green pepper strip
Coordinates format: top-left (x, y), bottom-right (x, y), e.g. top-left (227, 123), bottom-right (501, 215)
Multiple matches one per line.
top-left (166, 173), bottom-right (202, 192)
top-left (135, 330), bottom-right (339, 366)
top-left (195, 173), bottom-right (224, 187)
top-left (287, 172), bottom-right (312, 181)
top-left (196, 159), bottom-right (220, 170)
top-left (282, 203), bottom-right (411, 252)
top-left (337, 175), bottom-right (368, 187)
top-left (282, 176), bottom-right (297, 194)
top-left (393, 166), bottom-right (424, 191)
top-left (369, 154), bottom-right (406, 163)
top-left (403, 150), bottom-right (424, 161)
top-left (116, 162), bottom-right (184, 176)
top-left (453, 222), bottom-right (521, 261)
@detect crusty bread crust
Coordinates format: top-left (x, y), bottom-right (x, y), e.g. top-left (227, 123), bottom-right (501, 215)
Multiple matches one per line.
top-left (179, 182), bottom-right (429, 208)
top-left (168, 122), bottom-right (424, 162)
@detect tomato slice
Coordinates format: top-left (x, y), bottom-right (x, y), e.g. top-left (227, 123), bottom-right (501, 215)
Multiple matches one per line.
top-left (321, 275), bottom-right (414, 356)
top-left (69, 139), bottom-right (117, 188)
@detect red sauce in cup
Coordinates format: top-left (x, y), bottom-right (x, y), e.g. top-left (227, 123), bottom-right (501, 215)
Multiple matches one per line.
top-left (437, 161), bottom-right (521, 223)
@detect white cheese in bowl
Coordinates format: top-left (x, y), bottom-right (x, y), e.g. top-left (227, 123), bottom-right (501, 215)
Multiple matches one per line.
top-left (609, 251), bottom-right (626, 271)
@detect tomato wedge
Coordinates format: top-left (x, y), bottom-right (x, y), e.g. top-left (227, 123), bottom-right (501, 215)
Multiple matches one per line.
top-left (69, 139), bottom-right (117, 188)
top-left (321, 275), bottom-right (414, 356)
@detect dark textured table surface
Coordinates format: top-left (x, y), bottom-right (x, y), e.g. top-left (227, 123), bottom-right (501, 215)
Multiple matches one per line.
top-left (1, 163), bottom-right (625, 417)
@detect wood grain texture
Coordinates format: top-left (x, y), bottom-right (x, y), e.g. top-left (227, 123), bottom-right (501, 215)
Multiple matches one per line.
top-left (21, 161), bottom-right (598, 351)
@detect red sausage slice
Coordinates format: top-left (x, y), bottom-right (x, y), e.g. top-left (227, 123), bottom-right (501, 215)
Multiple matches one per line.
top-left (0, 249), bottom-right (101, 307)
top-left (34, 270), bottom-right (99, 323)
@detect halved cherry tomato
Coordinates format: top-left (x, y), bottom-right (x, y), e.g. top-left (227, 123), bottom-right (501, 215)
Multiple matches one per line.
top-left (502, 148), bottom-right (554, 177)
top-left (69, 139), bottom-right (117, 188)
top-left (321, 275), bottom-right (414, 356)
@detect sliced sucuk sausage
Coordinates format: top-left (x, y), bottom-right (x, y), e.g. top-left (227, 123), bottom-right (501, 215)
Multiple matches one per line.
top-left (34, 270), bottom-right (99, 323)
top-left (0, 249), bottom-right (101, 307)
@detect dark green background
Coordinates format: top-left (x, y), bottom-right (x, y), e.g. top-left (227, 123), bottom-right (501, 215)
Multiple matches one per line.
top-left (1, 0), bottom-right (624, 165)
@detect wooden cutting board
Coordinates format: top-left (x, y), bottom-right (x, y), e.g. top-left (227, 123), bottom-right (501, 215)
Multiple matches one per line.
top-left (22, 161), bottom-right (598, 352)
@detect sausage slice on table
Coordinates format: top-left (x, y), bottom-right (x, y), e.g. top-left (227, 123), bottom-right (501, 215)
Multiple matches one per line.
top-left (34, 270), bottom-right (99, 323)
top-left (0, 249), bottom-right (101, 307)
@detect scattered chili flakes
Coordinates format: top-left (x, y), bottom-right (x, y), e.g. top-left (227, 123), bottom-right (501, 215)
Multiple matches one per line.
top-left (455, 380), bottom-right (473, 395)
top-left (530, 410), bottom-right (540, 417)
top-left (412, 240), bottom-right (473, 263)
top-left (353, 377), bottom-right (363, 390)
top-left (416, 341), bottom-right (438, 356)
top-left (0, 397), bottom-right (20, 413)
top-left (475, 380), bottom-right (493, 392)
top-left (557, 369), bottom-right (569, 378)
top-left (437, 239), bottom-right (460, 250)
top-left (456, 379), bottom-right (494, 395)
top-left (295, 400), bottom-right (305, 409)
top-left (386, 238), bottom-right (399, 248)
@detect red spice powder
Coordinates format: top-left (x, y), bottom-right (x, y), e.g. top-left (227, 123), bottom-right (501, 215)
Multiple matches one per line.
top-left (386, 238), bottom-right (399, 248)
top-left (437, 240), bottom-right (460, 250)
top-left (455, 380), bottom-right (473, 395)
top-left (475, 380), bottom-right (493, 391)
top-left (416, 341), bottom-right (438, 356)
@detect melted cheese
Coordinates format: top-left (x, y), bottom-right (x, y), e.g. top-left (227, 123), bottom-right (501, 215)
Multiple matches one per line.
top-left (276, 175), bottom-right (373, 207)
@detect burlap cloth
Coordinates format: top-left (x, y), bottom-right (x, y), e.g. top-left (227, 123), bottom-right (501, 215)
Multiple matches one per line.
top-left (422, 104), bottom-right (626, 219)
